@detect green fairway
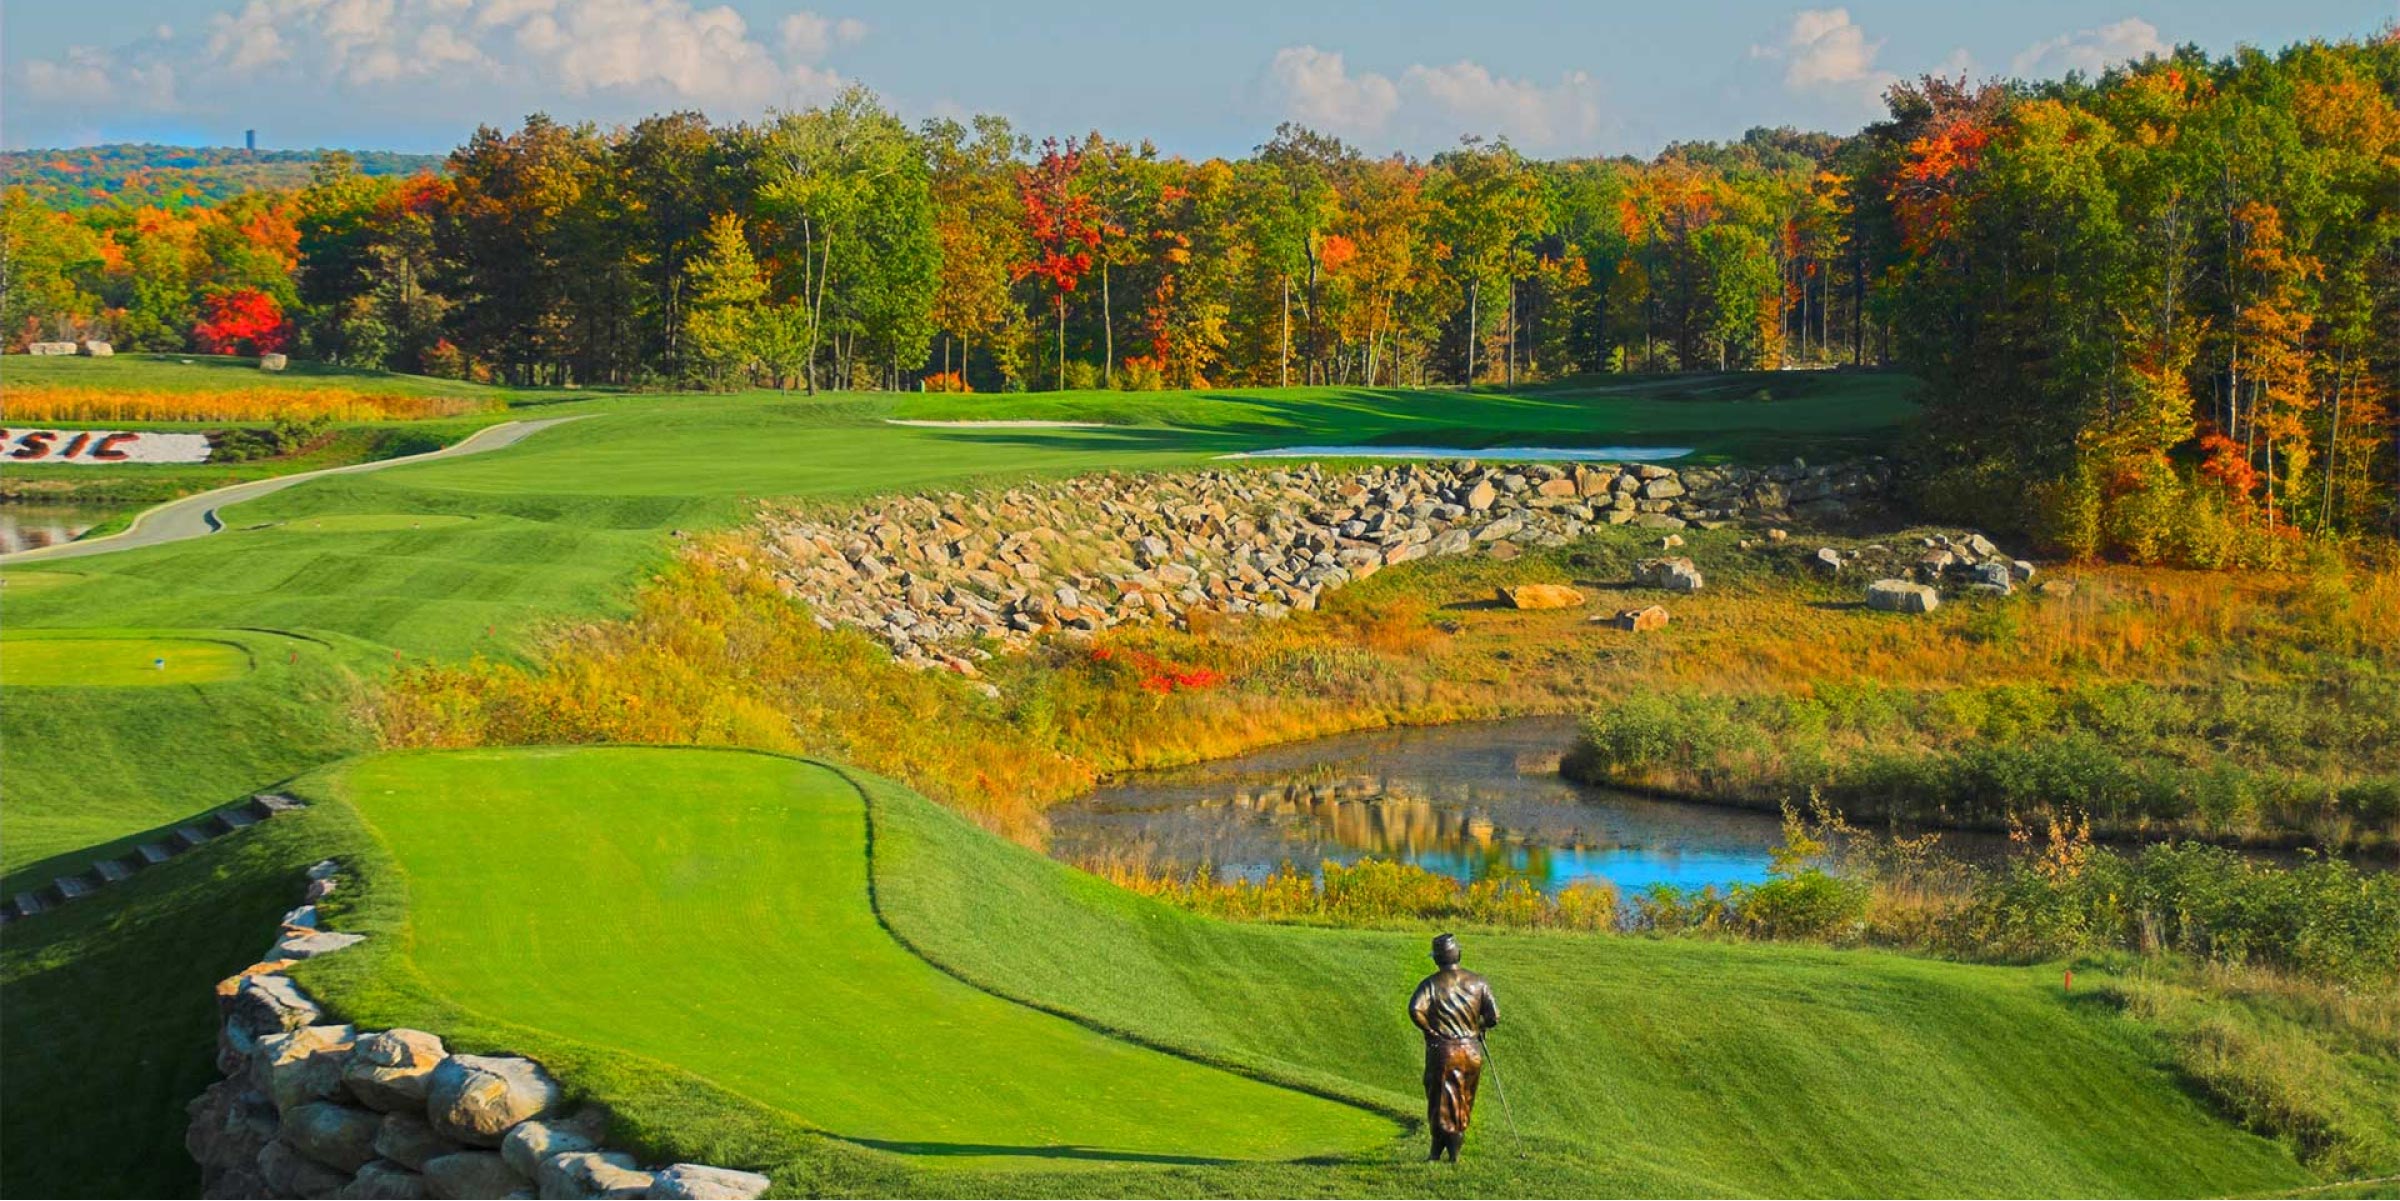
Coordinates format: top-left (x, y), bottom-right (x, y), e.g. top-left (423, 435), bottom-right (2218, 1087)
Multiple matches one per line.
top-left (0, 634), bottom-right (250, 687)
top-left (272, 746), bottom-right (2310, 1196)
top-left (322, 746), bottom-right (1399, 1165)
top-left (250, 513), bottom-right (482, 534)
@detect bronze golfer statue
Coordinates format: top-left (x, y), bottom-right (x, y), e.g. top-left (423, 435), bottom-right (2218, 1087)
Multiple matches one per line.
top-left (1408, 932), bottom-right (1500, 1161)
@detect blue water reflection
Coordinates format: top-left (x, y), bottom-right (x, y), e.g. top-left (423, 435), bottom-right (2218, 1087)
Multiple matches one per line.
top-left (1049, 716), bottom-right (1789, 895)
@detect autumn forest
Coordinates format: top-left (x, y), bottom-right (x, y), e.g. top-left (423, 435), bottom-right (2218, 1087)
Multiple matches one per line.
top-left (4, 34), bottom-right (2396, 562)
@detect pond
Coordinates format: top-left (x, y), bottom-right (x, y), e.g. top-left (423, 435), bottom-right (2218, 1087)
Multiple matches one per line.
top-left (1049, 716), bottom-right (1798, 896)
top-left (0, 501), bottom-right (121, 555)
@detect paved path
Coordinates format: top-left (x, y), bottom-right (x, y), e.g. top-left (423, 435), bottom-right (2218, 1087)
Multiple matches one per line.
top-left (0, 417), bottom-right (580, 566)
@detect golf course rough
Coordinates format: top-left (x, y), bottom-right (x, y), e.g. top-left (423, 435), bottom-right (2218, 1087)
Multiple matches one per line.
top-left (330, 746), bottom-right (1402, 1166)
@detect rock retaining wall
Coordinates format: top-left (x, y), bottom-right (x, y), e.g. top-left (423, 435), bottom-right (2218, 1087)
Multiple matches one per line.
top-left (187, 861), bottom-right (770, 1200)
top-left (758, 456), bottom-right (1892, 671)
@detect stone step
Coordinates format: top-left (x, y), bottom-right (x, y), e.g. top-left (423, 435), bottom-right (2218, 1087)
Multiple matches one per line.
top-left (137, 842), bottom-right (176, 866)
top-left (53, 874), bottom-right (97, 902)
top-left (93, 859), bottom-right (133, 884)
top-left (252, 793), bottom-right (307, 817)
top-left (9, 892), bottom-right (44, 919)
top-left (216, 807), bottom-right (260, 832)
top-left (173, 826), bottom-right (214, 851)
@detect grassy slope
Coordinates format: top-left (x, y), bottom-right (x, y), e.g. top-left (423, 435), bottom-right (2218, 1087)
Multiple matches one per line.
top-left (0, 627), bottom-right (370, 882)
top-left (260, 745), bottom-right (2312, 1197)
top-left (0, 805), bottom-right (343, 1199)
top-left (861, 765), bottom-right (2308, 1198)
top-left (891, 371), bottom-right (1921, 465)
top-left (316, 746), bottom-right (1395, 1164)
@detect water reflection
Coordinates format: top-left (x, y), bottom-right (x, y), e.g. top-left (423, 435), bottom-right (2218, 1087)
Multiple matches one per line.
top-left (1049, 716), bottom-right (1792, 895)
top-left (0, 502), bottom-right (119, 555)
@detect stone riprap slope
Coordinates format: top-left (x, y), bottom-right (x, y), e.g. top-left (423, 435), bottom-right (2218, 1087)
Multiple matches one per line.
top-left (187, 861), bottom-right (769, 1201)
top-left (756, 457), bottom-right (1890, 670)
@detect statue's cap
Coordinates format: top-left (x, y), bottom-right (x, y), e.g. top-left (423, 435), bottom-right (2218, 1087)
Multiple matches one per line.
top-left (1432, 932), bottom-right (1461, 963)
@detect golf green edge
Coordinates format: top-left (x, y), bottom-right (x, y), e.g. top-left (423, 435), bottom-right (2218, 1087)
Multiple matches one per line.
top-left (289, 745), bottom-right (1405, 1170)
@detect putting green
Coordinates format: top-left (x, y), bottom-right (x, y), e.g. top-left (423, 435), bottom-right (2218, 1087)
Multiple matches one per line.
top-left (338, 747), bottom-right (1400, 1165)
top-left (0, 636), bottom-right (251, 687)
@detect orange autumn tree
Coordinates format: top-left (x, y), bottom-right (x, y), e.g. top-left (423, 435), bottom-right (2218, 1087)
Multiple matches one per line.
top-left (1012, 139), bottom-right (1104, 391)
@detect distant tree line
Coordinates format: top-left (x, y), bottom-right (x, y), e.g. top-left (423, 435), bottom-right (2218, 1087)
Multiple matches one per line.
top-left (0, 143), bottom-right (446, 209)
top-left (3, 33), bottom-right (2394, 556)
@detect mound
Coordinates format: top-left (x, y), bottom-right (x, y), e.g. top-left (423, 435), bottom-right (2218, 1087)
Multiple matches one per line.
top-left (0, 634), bottom-right (250, 688)
top-left (324, 747), bottom-right (1400, 1166)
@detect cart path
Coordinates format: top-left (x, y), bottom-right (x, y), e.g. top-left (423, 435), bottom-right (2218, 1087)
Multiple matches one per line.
top-left (0, 417), bottom-right (583, 566)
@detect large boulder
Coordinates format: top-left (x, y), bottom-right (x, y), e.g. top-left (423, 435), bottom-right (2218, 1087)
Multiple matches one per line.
top-left (537, 1149), bottom-right (650, 1199)
top-left (427, 1054), bottom-right (561, 1145)
top-left (342, 1159), bottom-right (430, 1200)
top-left (1634, 557), bottom-right (1704, 593)
top-left (645, 1164), bottom-right (772, 1200)
top-left (224, 973), bottom-right (324, 1042)
top-left (502, 1113), bottom-right (605, 1179)
top-left (80, 340), bottom-right (114, 357)
top-left (375, 1111), bottom-right (462, 1172)
top-left (258, 1137), bottom-right (353, 1198)
top-left (260, 352), bottom-right (290, 371)
top-left (345, 1029), bottom-right (448, 1112)
top-left (1496, 583), bottom-right (1584, 610)
top-left (1866, 579), bottom-right (1940, 614)
top-left (285, 1101), bottom-right (384, 1172)
top-left (421, 1150), bottom-right (526, 1200)
top-left (258, 1023), bottom-right (357, 1112)
top-left (1608, 605), bottom-right (1669, 632)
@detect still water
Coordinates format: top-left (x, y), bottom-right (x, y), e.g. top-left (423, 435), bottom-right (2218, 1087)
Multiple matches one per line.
top-left (0, 502), bottom-right (118, 555)
top-left (1049, 716), bottom-right (1795, 895)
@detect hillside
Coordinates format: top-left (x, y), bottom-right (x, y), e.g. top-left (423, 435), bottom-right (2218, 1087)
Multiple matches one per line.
top-left (0, 143), bottom-right (443, 207)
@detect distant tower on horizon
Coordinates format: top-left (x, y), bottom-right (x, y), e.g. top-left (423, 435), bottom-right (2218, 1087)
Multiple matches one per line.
top-left (244, 130), bottom-right (256, 152)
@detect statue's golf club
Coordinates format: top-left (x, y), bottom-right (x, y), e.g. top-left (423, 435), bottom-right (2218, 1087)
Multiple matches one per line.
top-left (1480, 1032), bottom-right (1524, 1155)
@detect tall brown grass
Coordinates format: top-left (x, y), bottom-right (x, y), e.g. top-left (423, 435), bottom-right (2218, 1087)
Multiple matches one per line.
top-left (1, 385), bottom-right (497, 424)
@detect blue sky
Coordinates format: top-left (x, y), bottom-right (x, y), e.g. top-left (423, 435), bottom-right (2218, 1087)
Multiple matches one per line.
top-left (2, 1), bottom-right (2388, 157)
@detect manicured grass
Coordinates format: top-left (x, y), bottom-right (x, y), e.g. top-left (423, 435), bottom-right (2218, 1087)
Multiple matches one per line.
top-left (892, 371), bottom-right (1923, 464)
top-left (859, 763), bottom-right (2314, 1197)
top-left (250, 513), bottom-right (482, 534)
top-left (316, 747), bottom-right (1398, 1165)
top-left (0, 805), bottom-right (344, 1199)
top-left (0, 634), bottom-right (251, 687)
top-left (0, 627), bottom-right (370, 882)
top-left (270, 746), bottom-right (2310, 1196)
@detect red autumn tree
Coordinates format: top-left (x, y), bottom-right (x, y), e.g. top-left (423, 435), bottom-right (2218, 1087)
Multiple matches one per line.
top-left (193, 287), bottom-right (290, 356)
top-left (1012, 139), bottom-right (1104, 390)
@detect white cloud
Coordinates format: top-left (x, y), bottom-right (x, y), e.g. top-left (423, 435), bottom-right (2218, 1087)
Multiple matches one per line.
top-left (1261, 46), bottom-right (1604, 153)
top-left (780, 11), bottom-right (866, 61)
top-left (1747, 7), bottom-right (1900, 118)
top-left (20, 46), bottom-right (118, 104)
top-left (1760, 7), bottom-right (1883, 88)
top-left (1401, 61), bottom-right (1601, 149)
top-left (1265, 46), bottom-right (1400, 133)
top-left (5, 0), bottom-right (868, 141)
top-left (2012, 18), bottom-right (2168, 78)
